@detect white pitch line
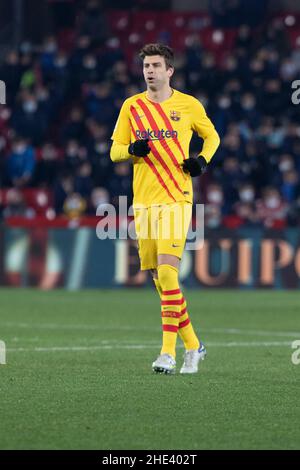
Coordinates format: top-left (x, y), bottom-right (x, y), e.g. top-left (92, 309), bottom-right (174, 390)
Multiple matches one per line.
top-left (203, 328), bottom-right (300, 338)
top-left (1, 322), bottom-right (300, 338)
top-left (5, 341), bottom-right (293, 353)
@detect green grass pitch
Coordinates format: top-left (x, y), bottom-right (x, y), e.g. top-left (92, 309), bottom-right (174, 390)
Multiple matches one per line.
top-left (0, 288), bottom-right (299, 450)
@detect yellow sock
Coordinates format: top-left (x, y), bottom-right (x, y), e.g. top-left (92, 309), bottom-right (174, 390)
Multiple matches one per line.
top-left (154, 275), bottom-right (200, 351)
top-left (153, 278), bottom-right (162, 297)
top-left (157, 264), bottom-right (182, 359)
top-left (178, 296), bottom-right (200, 351)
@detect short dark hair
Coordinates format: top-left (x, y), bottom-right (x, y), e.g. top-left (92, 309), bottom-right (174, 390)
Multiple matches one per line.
top-left (139, 43), bottom-right (174, 69)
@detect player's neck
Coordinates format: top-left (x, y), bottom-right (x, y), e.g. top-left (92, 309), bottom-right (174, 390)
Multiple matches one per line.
top-left (146, 85), bottom-right (173, 103)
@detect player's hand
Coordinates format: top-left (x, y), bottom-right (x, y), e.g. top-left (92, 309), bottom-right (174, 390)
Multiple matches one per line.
top-left (128, 139), bottom-right (151, 157)
top-left (182, 155), bottom-right (207, 177)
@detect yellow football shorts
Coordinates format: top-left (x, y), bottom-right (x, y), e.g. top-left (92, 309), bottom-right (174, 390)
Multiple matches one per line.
top-left (133, 201), bottom-right (192, 270)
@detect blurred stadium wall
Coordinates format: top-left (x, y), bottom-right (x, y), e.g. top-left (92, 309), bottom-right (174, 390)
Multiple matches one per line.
top-left (1, 225), bottom-right (300, 288)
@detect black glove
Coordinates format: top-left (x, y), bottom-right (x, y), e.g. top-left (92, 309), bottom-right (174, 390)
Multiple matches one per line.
top-left (128, 139), bottom-right (151, 157)
top-left (182, 155), bottom-right (207, 177)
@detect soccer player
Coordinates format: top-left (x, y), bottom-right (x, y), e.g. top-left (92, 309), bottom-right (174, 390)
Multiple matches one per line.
top-left (110, 44), bottom-right (220, 374)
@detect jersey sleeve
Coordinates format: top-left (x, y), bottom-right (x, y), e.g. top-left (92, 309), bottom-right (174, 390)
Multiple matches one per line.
top-left (111, 99), bottom-right (131, 145)
top-left (190, 97), bottom-right (220, 162)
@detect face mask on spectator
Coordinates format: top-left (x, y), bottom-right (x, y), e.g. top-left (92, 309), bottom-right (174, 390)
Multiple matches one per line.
top-left (279, 160), bottom-right (293, 172)
top-left (67, 146), bottom-right (78, 157)
top-left (15, 143), bottom-right (26, 154)
top-left (218, 97), bottom-right (231, 109)
top-left (23, 101), bottom-right (37, 113)
top-left (37, 90), bottom-right (49, 101)
top-left (206, 218), bottom-right (220, 229)
top-left (45, 42), bottom-right (57, 53)
top-left (84, 59), bottom-right (96, 69)
top-left (208, 191), bottom-right (223, 204)
top-left (240, 189), bottom-right (254, 202)
top-left (55, 58), bottom-right (67, 68)
top-left (265, 196), bottom-right (280, 209)
top-left (94, 196), bottom-right (109, 206)
top-left (242, 100), bottom-right (255, 110)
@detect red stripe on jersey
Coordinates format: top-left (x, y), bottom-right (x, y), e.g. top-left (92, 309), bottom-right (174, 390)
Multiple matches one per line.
top-left (163, 325), bottom-right (178, 333)
top-left (162, 289), bottom-right (181, 296)
top-left (161, 298), bottom-right (185, 306)
top-left (151, 101), bottom-right (186, 161)
top-left (136, 99), bottom-right (184, 179)
top-left (132, 103), bottom-right (183, 198)
top-left (129, 120), bottom-right (136, 138)
top-left (180, 306), bottom-right (187, 316)
top-left (129, 110), bottom-right (176, 203)
top-left (179, 318), bottom-right (190, 329)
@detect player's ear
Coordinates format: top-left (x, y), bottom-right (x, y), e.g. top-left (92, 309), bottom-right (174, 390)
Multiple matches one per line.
top-left (167, 66), bottom-right (174, 79)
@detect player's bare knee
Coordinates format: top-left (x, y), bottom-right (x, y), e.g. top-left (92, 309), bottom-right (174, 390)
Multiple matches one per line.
top-left (158, 254), bottom-right (180, 269)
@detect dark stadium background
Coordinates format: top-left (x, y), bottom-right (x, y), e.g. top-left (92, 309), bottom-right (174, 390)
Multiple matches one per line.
top-left (0, 0), bottom-right (300, 289)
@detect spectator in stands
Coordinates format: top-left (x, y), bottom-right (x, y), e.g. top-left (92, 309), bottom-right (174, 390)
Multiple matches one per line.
top-left (281, 170), bottom-right (300, 203)
top-left (213, 95), bottom-right (236, 137)
top-left (53, 172), bottom-right (74, 214)
top-left (278, 153), bottom-right (295, 173)
top-left (6, 137), bottom-right (36, 188)
top-left (0, 50), bottom-right (22, 103)
top-left (217, 156), bottom-right (245, 211)
top-left (63, 139), bottom-right (87, 173)
top-left (78, 53), bottom-right (100, 84)
top-left (204, 183), bottom-right (224, 229)
top-left (11, 93), bottom-right (48, 145)
top-left (108, 162), bottom-right (133, 208)
top-left (270, 153), bottom-right (296, 187)
top-left (85, 82), bottom-right (117, 124)
top-left (2, 188), bottom-right (35, 219)
top-left (35, 142), bottom-right (61, 186)
top-left (61, 107), bottom-right (86, 143)
top-left (89, 187), bottom-right (111, 214)
top-left (39, 36), bottom-right (58, 79)
top-left (238, 92), bottom-right (260, 129)
top-left (63, 192), bottom-right (87, 219)
top-left (0, 108), bottom-right (11, 185)
top-left (235, 25), bottom-right (252, 51)
top-left (86, 120), bottom-right (112, 187)
top-left (51, 51), bottom-right (70, 89)
top-left (70, 35), bottom-right (92, 70)
top-left (260, 78), bottom-right (288, 116)
top-left (256, 187), bottom-right (288, 229)
top-left (109, 60), bottom-right (131, 96)
top-left (233, 183), bottom-right (258, 226)
top-left (74, 162), bottom-right (93, 199)
top-left (79, 0), bottom-right (110, 48)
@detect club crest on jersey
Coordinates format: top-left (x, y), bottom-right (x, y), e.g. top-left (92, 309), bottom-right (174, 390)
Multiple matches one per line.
top-left (170, 110), bottom-right (181, 121)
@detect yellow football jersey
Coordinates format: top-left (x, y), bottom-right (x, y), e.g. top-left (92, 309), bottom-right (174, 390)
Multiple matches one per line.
top-left (111, 89), bottom-right (220, 207)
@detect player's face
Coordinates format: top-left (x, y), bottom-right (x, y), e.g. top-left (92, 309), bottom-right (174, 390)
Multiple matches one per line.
top-left (143, 55), bottom-right (174, 91)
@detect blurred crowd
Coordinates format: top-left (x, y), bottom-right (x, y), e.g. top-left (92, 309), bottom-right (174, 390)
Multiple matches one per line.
top-left (0, 0), bottom-right (300, 229)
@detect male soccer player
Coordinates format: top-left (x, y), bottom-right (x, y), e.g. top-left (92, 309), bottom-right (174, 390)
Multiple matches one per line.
top-left (110, 44), bottom-right (220, 374)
